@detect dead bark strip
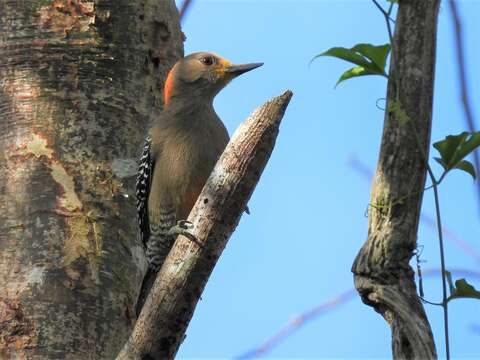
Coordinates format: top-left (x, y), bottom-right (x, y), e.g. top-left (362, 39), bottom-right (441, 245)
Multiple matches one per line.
top-left (0, 1), bottom-right (183, 358)
top-left (352, 1), bottom-right (440, 359)
top-left (117, 91), bottom-right (293, 360)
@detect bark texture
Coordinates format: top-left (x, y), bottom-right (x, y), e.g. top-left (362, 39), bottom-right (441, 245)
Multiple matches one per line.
top-left (352, 1), bottom-right (440, 359)
top-left (117, 91), bottom-right (293, 360)
top-left (0, 1), bottom-right (183, 358)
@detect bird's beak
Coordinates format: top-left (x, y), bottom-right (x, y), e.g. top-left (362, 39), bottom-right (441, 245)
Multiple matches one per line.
top-left (224, 62), bottom-right (263, 77)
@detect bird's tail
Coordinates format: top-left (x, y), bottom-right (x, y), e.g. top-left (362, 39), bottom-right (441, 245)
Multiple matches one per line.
top-left (135, 267), bottom-right (158, 317)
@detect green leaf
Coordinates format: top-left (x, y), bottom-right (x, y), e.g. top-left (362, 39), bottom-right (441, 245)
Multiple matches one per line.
top-left (455, 132), bottom-right (480, 161)
top-left (312, 43), bottom-right (391, 85)
top-left (433, 131), bottom-right (480, 178)
top-left (434, 133), bottom-right (468, 165)
top-left (448, 279), bottom-right (480, 302)
top-left (351, 43), bottom-right (391, 72)
top-left (454, 160), bottom-right (476, 179)
top-left (335, 66), bottom-right (379, 87)
top-left (388, 0), bottom-right (398, 3)
top-left (313, 47), bottom-right (373, 69)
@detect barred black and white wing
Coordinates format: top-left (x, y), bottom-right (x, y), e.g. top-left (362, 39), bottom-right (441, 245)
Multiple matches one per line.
top-left (136, 136), bottom-right (153, 247)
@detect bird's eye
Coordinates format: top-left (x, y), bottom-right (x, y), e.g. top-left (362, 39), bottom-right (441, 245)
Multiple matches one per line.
top-left (200, 56), bottom-right (215, 66)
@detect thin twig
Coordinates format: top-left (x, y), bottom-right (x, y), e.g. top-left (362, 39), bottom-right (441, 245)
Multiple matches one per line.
top-left (420, 297), bottom-right (444, 307)
top-left (179, 0), bottom-right (193, 22)
top-left (448, 0), bottom-right (480, 216)
top-left (372, 0), bottom-right (396, 23)
top-left (236, 268), bottom-right (480, 359)
top-left (431, 175), bottom-right (451, 360)
top-left (235, 289), bottom-right (357, 360)
top-left (408, 77), bottom-right (451, 360)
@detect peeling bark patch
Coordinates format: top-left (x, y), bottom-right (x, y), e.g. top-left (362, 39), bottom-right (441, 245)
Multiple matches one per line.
top-left (16, 133), bottom-right (82, 213)
top-left (50, 162), bottom-right (82, 212)
top-left (63, 215), bottom-right (101, 284)
top-left (38, 0), bottom-right (95, 35)
top-left (0, 299), bottom-right (34, 355)
top-left (17, 133), bottom-right (53, 159)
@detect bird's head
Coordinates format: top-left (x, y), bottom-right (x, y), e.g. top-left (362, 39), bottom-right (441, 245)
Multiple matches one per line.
top-left (163, 52), bottom-right (263, 108)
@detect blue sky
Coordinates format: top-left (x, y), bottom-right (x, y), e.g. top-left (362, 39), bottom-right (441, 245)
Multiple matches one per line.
top-left (174, 1), bottom-right (480, 358)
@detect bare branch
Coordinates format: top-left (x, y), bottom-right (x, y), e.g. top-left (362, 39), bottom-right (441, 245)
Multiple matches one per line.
top-left (352, 1), bottom-right (441, 359)
top-left (236, 289), bottom-right (357, 359)
top-left (236, 268), bottom-right (480, 359)
top-left (116, 91), bottom-right (293, 360)
top-left (179, 0), bottom-right (193, 22)
top-left (448, 0), bottom-right (480, 215)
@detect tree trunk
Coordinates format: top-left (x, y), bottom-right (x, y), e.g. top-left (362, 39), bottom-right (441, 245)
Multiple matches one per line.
top-left (352, 1), bottom-right (440, 359)
top-left (0, 1), bottom-right (183, 358)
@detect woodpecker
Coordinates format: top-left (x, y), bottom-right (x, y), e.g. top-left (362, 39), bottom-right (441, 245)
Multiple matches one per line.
top-left (135, 52), bottom-right (262, 315)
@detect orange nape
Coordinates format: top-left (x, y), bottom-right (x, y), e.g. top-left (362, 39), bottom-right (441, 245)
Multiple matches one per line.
top-left (163, 65), bottom-right (176, 107)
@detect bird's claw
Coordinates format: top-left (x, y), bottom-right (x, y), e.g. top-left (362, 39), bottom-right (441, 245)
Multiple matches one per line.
top-left (168, 220), bottom-right (193, 233)
top-left (168, 220), bottom-right (201, 246)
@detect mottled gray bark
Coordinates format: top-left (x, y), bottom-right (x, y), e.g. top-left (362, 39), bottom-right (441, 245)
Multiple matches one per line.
top-left (0, 1), bottom-right (183, 358)
top-left (117, 91), bottom-right (293, 360)
top-left (352, 1), bottom-right (440, 359)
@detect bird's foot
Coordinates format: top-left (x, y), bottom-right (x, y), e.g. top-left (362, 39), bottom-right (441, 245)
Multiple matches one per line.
top-left (168, 220), bottom-right (202, 246)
